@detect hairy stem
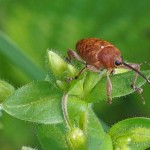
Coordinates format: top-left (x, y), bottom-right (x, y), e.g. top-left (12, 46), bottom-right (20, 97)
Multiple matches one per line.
top-left (62, 93), bottom-right (71, 129)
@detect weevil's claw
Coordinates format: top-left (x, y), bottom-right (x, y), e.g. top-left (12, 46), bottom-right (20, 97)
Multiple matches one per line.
top-left (107, 96), bottom-right (112, 104)
top-left (110, 69), bottom-right (115, 75)
top-left (131, 84), bottom-right (143, 94)
top-left (65, 76), bottom-right (78, 82)
top-left (137, 87), bottom-right (143, 94)
top-left (65, 57), bottom-right (71, 63)
top-left (65, 77), bottom-right (73, 83)
top-left (131, 84), bottom-right (145, 104)
top-left (136, 87), bottom-right (145, 104)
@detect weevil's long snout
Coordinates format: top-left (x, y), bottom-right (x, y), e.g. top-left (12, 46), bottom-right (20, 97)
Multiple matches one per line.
top-left (122, 62), bottom-right (150, 84)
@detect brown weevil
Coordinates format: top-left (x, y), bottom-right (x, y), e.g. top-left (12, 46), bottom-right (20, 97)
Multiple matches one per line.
top-left (67, 38), bottom-right (150, 104)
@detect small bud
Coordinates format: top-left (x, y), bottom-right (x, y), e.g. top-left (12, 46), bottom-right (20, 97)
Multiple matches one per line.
top-left (21, 146), bottom-right (37, 150)
top-left (47, 50), bottom-right (67, 77)
top-left (0, 80), bottom-right (15, 102)
top-left (47, 50), bottom-right (77, 79)
top-left (66, 127), bottom-right (86, 149)
top-left (56, 80), bottom-right (68, 91)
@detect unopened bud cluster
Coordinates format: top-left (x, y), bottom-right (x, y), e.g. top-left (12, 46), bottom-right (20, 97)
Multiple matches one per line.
top-left (66, 127), bottom-right (86, 149)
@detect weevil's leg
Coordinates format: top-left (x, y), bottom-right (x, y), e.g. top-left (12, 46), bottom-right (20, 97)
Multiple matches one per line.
top-left (110, 69), bottom-right (115, 75)
top-left (120, 63), bottom-right (140, 85)
top-left (121, 63), bottom-right (150, 84)
top-left (67, 49), bottom-right (86, 64)
top-left (86, 64), bottom-right (99, 72)
top-left (130, 64), bottom-right (140, 86)
top-left (122, 63), bottom-right (141, 84)
top-left (120, 63), bottom-right (145, 104)
top-left (67, 64), bottom-right (99, 81)
top-left (75, 64), bottom-right (100, 78)
top-left (66, 66), bottom-right (88, 81)
top-left (106, 70), bottom-right (112, 104)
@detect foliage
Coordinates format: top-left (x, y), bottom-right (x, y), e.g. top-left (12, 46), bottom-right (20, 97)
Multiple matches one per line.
top-left (0, 1), bottom-right (150, 149)
top-left (1, 49), bottom-right (150, 149)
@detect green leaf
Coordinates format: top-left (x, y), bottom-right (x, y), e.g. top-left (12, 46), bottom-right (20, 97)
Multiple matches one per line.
top-left (0, 31), bottom-right (45, 80)
top-left (85, 70), bottom-right (150, 103)
top-left (2, 81), bottom-right (63, 124)
top-left (109, 117), bottom-right (150, 150)
top-left (85, 108), bottom-right (113, 150)
top-left (37, 123), bottom-right (69, 150)
top-left (99, 134), bottom-right (113, 150)
top-left (0, 80), bottom-right (15, 102)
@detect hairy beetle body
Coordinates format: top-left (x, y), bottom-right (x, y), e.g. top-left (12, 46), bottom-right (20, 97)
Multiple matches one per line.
top-left (76, 38), bottom-right (121, 69)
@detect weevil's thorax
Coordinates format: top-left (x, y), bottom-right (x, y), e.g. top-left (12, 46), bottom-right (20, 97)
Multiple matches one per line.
top-left (76, 38), bottom-right (122, 69)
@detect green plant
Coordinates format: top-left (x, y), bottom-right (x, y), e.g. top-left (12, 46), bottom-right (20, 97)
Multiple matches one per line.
top-left (1, 48), bottom-right (150, 150)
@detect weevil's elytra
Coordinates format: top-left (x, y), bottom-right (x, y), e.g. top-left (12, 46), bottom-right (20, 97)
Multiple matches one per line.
top-left (67, 38), bottom-right (150, 104)
top-left (76, 38), bottom-right (122, 69)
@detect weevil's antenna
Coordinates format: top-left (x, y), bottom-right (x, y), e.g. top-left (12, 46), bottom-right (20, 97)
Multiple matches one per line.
top-left (122, 62), bottom-right (150, 84)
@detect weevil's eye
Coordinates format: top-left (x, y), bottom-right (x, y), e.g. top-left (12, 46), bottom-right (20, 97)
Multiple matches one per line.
top-left (115, 60), bottom-right (122, 66)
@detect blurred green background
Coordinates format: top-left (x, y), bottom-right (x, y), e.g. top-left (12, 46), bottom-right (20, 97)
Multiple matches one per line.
top-left (0, 0), bottom-right (150, 149)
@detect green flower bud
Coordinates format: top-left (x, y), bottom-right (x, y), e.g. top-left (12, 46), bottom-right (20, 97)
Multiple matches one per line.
top-left (67, 127), bottom-right (86, 150)
top-left (21, 146), bottom-right (37, 150)
top-left (56, 80), bottom-right (68, 91)
top-left (0, 80), bottom-right (15, 102)
top-left (47, 50), bottom-right (77, 79)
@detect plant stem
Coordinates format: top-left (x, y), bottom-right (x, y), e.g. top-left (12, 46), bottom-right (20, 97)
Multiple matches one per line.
top-left (62, 93), bottom-right (72, 130)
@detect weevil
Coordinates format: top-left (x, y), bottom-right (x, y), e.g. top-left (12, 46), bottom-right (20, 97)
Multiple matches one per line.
top-left (66, 38), bottom-right (150, 104)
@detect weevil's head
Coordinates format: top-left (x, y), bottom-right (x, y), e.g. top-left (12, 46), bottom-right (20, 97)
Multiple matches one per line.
top-left (98, 45), bottom-right (123, 69)
top-left (114, 56), bottom-right (123, 68)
